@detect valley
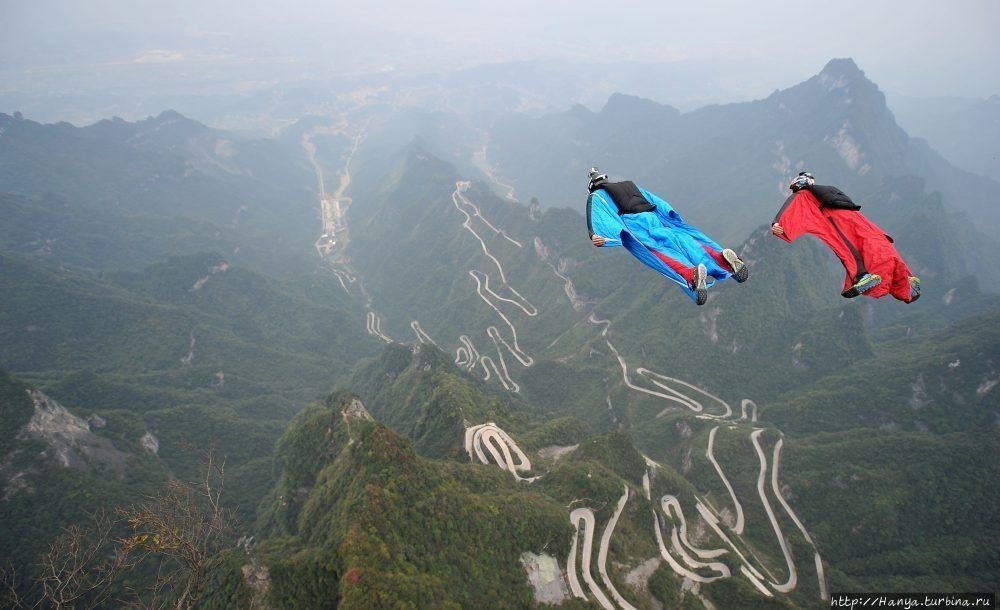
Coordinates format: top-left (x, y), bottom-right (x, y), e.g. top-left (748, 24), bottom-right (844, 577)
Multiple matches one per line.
top-left (280, 87), bottom-right (996, 605)
top-left (1, 55), bottom-right (997, 608)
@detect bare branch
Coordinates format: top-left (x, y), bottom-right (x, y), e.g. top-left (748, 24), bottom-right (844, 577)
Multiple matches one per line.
top-left (115, 448), bottom-right (237, 609)
top-left (8, 449), bottom-right (236, 610)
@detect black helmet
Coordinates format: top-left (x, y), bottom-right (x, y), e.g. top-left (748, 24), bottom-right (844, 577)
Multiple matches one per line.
top-left (789, 171), bottom-right (814, 191)
top-left (588, 167), bottom-right (609, 192)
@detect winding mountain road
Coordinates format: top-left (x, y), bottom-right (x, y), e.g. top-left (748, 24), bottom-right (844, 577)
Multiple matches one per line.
top-left (598, 488), bottom-right (639, 610)
top-left (568, 508), bottom-right (615, 610)
top-left (300, 113), bottom-right (826, 606)
top-left (464, 422), bottom-right (537, 481)
top-left (707, 426), bottom-right (745, 534)
top-left (751, 429), bottom-right (797, 593)
top-left (449, 183), bottom-right (539, 391)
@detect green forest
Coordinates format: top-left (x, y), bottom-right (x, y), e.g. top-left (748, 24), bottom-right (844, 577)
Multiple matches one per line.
top-left (1, 59), bottom-right (998, 609)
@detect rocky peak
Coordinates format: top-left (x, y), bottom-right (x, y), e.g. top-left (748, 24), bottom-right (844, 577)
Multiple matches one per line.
top-left (601, 93), bottom-right (678, 116)
top-left (343, 398), bottom-right (374, 422)
top-left (20, 390), bottom-right (92, 465)
top-left (819, 58), bottom-right (865, 81)
top-left (17, 390), bottom-right (129, 475)
top-left (815, 57), bottom-right (885, 104)
top-left (141, 432), bottom-right (160, 454)
top-left (147, 109), bottom-right (208, 134)
top-left (770, 57), bottom-right (883, 107)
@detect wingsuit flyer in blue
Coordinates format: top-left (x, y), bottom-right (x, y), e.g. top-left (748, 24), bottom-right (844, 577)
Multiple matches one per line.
top-left (585, 168), bottom-right (748, 305)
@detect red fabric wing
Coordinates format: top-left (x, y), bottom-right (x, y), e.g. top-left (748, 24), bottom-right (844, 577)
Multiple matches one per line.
top-left (776, 191), bottom-right (915, 301)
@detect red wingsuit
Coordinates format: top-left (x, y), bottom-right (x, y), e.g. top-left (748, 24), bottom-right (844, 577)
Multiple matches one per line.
top-left (772, 186), bottom-right (916, 302)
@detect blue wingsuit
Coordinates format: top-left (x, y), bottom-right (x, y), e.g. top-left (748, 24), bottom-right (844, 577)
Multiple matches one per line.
top-left (587, 180), bottom-right (735, 302)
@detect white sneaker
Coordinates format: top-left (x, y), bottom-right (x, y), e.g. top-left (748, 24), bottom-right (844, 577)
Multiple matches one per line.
top-left (722, 248), bottom-right (749, 283)
top-left (692, 264), bottom-right (708, 305)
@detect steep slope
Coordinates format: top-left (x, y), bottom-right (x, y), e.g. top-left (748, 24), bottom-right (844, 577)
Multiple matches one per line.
top-left (239, 310), bottom-right (998, 607)
top-left (252, 390), bottom-right (574, 609)
top-left (0, 250), bottom-right (380, 539)
top-left (758, 311), bottom-right (1000, 592)
top-left (339, 143), bottom-right (995, 423)
top-left (0, 368), bottom-right (167, 579)
top-left (3, 64), bottom-right (998, 607)
top-left (348, 343), bottom-right (527, 459)
top-left (312, 135), bottom-right (999, 604)
top-left (0, 110), bottom-right (387, 600)
top-left (249, 383), bottom-right (826, 608)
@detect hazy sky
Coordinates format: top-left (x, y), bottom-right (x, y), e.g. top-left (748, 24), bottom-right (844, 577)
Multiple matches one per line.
top-left (5, 0), bottom-right (1000, 100)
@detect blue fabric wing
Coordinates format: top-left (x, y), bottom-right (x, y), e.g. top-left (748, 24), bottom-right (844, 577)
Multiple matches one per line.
top-left (643, 188), bottom-right (731, 282)
top-left (643, 188), bottom-right (722, 250)
top-left (587, 190), bottom-right (625, 247)
top-left (619, 228), bottom-right (694, 293)
top-left (589, 190), bottom-right (693, 293)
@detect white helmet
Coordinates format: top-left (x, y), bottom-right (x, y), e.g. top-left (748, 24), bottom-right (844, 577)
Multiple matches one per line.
top-left (789, 171), bottom-right (814, 191)
top-left (588, 167), bottom-right (608, 192)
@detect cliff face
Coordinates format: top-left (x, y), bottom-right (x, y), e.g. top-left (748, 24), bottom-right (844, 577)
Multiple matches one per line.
top-left (7, 390), bottom-right (131, 490)
top-left (0, 371), bottom-right (179, 592)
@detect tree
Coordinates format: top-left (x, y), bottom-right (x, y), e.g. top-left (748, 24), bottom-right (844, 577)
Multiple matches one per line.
top-left (2, 451), bottom-right (238, 609)
top-left (2, 509), bottom-right (143, 609)
top-left (119, 450), bottom-right (236, 609)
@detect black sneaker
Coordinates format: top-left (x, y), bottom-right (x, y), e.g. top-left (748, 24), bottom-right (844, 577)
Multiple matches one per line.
top-left (722, 248), bottom-right (749, 283)
top-left (841, 273), bottom-right (882, 298)
top-left (692, 264), bottom-right (708, 305)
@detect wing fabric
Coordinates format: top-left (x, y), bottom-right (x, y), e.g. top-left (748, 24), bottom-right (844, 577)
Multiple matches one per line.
top-left (587, 190), bottom-right (625, 248)
top-left (775, 190), bottom-right (916, 301)
top-left (643, 188), bottom-right (730, 280)
top-left (589, 190), bottom-right (695, 295)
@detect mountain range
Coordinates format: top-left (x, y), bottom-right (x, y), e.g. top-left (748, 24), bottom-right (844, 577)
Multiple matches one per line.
top-left (1, 58), bottom-right (997, 608)
top-left (890, 93), bottom-right (1000, 184)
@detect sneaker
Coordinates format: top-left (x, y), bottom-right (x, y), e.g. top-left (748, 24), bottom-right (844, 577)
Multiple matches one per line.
top-left (722, 248), bottom-right (749, 283)
top-left (842, 273), bottom-right (882, 298)
top-left (692, 264), bottom-right (708, 305)
top-left (908, 276), bottom-right (921, 302)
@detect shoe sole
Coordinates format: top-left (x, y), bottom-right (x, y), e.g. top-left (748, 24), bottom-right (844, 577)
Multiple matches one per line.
top-left (909, 277), bottom-right (921, 302)
top-left (694, 264), bottom-right (708, 305)
top-left (722, 249), bottom-right (749, 283)
top-left (842, 274), bottom-right (882, 298)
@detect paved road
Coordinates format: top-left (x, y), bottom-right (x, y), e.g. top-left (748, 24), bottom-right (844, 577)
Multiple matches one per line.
top-left (751, 429), bottom-right (797, 593)
top-left (568, 508), bottom-right (614, 609)
top-left (707, 426), bottom-right (745, 534)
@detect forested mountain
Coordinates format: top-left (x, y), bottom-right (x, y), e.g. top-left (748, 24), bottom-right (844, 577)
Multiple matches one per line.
top-left (485, 59), bottom-right (1000, 288)
top-left (0, 110), bottom-right (320, 274)
top-left (0, 110), bottom-right (383, 604)
top-left (239, 315), bottom-right (999, 607)
top-left (341, 142), bottom-right (994, 407)
top-left (0, 250), bottom-right (380, 589)
top-left (1, 59), bottom-right (997, 608)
